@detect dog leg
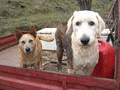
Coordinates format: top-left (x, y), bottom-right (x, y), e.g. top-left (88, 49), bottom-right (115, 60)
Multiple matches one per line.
top-left (67, 61), bottom-right (74, 74)
top-left (33, 63), bottom-right (39, 70)
top-left (84, 65), bottom-right (95, 76)
top-left (66, 48), bottom-right (74, 74)
top-left (56, 42), bottom-right (63, 72)
top-left (19, 61), bottom-right (27, 68)
top-left (57, 46), bottom-right (63, 72)
top-left (74, 68), bottom-right (85, 76)
top-left (21, 64), bottom-right (27, 68)
top-left (39, 61), bottom-right (42, 70)
top-left (67, 69), bottom-right (74, 74)
top-left (39, 55), bottom-right (42, 70)
top-left (66, 46), bottom-right (74, 74)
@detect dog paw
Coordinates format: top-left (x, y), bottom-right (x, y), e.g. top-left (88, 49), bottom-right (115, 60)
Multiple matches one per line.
top-left (75, 70), bottom-right (85, 76)
top-left (67, 69), bottom-right (74, 74)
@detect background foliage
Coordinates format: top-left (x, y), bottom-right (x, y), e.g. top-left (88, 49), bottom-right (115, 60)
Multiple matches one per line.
top-left (0, 0), bottom-right (113, 37)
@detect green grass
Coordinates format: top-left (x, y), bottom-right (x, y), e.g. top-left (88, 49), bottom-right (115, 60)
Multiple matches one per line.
top-left (0, 12), bottom-right (72, 36)
top-left (0, 0), bottom-right (114, 37)
top-left (92, 0), bottom-right (113, 18)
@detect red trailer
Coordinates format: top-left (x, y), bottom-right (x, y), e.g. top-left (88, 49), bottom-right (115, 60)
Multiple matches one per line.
top-left (0, 0), bottom-right (120, 90)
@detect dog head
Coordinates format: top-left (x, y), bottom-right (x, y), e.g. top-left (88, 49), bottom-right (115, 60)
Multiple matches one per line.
top-left (14, 26), bottom-right (37, 55)
top-left (67, 10), bottom-right (105, 46)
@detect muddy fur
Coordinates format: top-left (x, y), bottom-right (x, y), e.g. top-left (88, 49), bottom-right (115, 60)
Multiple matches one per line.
top-left (55, 22), bottom-right (73, 72)
top-left (55, 10), bottom-right (105, 76)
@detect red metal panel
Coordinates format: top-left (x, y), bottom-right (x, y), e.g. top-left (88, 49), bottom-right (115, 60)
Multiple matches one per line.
top-left (0, 75), bottom-right (62, 90)
top-left (68, 84), bottom-right (93, 90)
top-left (0, 32), bottom-right (27, 49)
top-left (0, 65), bottom-right (118, 90)
top-left (116, 0), bottom-right (120, 85)
top-left (67, 84), bottom-right (111, 90)
top-left (0, 84), bottom-right (21, 90)
top-left (0, 34), bottom-right (17, 49)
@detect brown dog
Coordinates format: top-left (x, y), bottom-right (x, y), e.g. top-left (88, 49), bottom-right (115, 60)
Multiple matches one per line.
top-left (55, 22), bottom-right (67, 71)
top-left (14, 26), bottom-right (54, 70)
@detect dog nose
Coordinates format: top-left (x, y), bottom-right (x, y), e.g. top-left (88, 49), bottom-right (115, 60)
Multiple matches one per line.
top-left (81, 37), bottom-right (90, 45)
top-left (26, 47), bottom-right (30, 52)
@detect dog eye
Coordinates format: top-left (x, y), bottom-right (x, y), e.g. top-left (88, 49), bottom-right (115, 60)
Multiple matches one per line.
top-left (29, 39), bottom-right (33, 43)
top-left (21, 41), bottom-right (25, 44)
top-left (89, 21), bottom-right (95, 26)
top-left (76, 22), bottom-right (81, 26)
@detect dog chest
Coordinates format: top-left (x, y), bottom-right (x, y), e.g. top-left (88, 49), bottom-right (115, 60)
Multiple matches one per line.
top-left (20, 53), bottom-right (39, 65)
top-left (71, 35), bottom-right (99, 70)
top-left (72, 49), bottom-right (99, 69)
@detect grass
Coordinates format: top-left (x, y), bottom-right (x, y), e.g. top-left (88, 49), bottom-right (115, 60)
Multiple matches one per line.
top-left (0, 12), bottom-right (72, 36)
top-left (0, 0), bottom-right (114, 37)
top-left (92, 0), bottom-right (113, 18)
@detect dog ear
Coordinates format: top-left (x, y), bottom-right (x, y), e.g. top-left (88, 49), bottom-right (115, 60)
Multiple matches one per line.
top-left (96, 13), bottom-right (105, 38)
top-left (66, 11), bottom-right (77, 34)
top-left (29, 26), bottom-right (37, 38)
top-left (14, 29), bottom-right (22, 40)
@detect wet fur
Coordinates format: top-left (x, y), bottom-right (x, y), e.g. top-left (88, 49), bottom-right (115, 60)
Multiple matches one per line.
top-left (55, 10), bottom-right (105, 76)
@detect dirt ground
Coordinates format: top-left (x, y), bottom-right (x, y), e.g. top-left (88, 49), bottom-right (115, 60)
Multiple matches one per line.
top-left (42, 50), bottom-right (67, 73)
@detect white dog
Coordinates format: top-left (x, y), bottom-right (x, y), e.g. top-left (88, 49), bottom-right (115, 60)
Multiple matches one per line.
top-left (55, 10), bottom-right (105, 76)
top-left (66, 10), bottom-right (105, 76)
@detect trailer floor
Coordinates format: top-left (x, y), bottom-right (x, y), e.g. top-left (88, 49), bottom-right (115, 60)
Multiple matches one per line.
top-left (0, 45), bottom-right (67, 73)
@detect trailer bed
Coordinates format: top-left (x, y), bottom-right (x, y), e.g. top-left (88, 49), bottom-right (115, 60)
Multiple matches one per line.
top-left (0, 0), bottom-right (120, 89)
top-left (0, 44), bottom-right (68, 73)
top-left (0, 45), bottom-right (19, 67)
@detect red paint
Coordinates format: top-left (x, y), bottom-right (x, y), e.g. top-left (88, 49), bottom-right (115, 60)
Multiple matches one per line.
top-left (0, 32), bottom-right (27, 49)
top-left (0, 34), bottom-right (17, 48)
top-left (0, 65), bottom-right (118, 90)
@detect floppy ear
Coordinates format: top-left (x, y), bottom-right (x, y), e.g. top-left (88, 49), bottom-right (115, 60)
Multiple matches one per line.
top-left (29, 26), bottom-right (36, 37)
top-left (96, 13), bottom-right (105, 38)
top-left (14, 29), bottom-right (22, 40)
top-left (66, 11), bottom-right (77, 34)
